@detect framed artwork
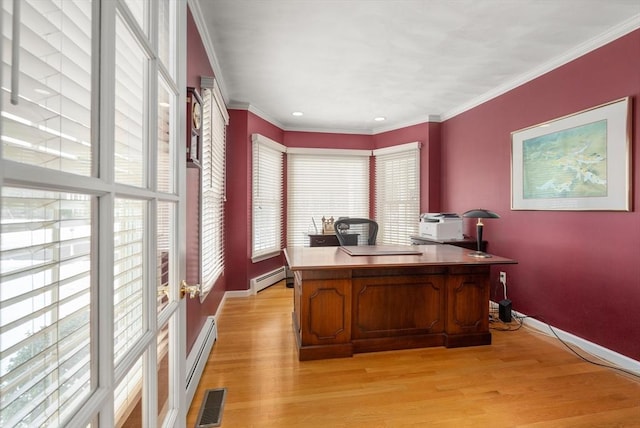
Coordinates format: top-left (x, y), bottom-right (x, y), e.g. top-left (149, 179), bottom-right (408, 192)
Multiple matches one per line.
top-left (187, 87), bottom-right (202, 167)
top-left (511, 97), bottom-right (631, 211)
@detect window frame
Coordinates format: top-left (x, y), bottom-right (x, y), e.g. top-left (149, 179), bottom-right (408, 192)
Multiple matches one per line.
top-left (198, 77), bottom-right (228, 300)
top-left (374, 142), bottom-right (421, 245)
top-left (251, 134), bottom-right (286, 262)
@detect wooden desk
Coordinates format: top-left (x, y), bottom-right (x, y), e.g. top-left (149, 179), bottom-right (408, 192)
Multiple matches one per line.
top-left (284, 245), bottom-right (517, 361)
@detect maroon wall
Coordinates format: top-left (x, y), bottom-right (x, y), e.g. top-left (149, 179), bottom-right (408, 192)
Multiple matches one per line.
top-left (226, 110), bottom-right (286, 291)
top-left (184, 7), bottom-right (225, 352)
top-left (441, 30), bottom-right (640, 360)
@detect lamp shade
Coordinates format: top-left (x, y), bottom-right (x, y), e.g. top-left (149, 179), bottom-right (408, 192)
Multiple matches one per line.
top-left (462, 209), bottom-right (500, 219)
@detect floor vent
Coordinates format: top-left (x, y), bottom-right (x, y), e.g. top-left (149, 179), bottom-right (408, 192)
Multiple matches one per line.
top-left (195, 388), bottom-right (227, 428)
top-left (250, 266), bottom-right (285, 293)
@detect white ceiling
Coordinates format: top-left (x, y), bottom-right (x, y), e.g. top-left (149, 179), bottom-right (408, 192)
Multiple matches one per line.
top-left (193, 0), bottom-right (640, 134)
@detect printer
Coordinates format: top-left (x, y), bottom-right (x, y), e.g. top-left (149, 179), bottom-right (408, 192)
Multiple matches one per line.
top-left (419, 213), bottom-right (463, 240)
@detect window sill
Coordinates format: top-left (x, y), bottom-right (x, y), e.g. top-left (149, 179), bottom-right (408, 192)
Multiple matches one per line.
top-left (251, 249), bottom-right (281, 263)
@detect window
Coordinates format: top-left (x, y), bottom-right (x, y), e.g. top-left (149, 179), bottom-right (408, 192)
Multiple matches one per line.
top-left (199, 78), bottom-right (228, 297)
top-left (1, 1), bottom-right (184, 426)
top-left (287, 149), bottom-right (370, 247)
top-left (252, 134), bottom-right (285, 261)
top-left (374, 142), bottom-right (420, 245)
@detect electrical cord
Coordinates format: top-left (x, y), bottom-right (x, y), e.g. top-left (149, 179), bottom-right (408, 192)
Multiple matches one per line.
top-left (490, 310), bottom-right (640, 380)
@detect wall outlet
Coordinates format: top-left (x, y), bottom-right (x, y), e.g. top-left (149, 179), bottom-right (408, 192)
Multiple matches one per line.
top-left (499, 271), bottom-right (507, 284)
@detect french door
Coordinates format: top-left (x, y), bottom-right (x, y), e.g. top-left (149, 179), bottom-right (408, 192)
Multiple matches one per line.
top-left (0, 1), bottom-right (188, 427)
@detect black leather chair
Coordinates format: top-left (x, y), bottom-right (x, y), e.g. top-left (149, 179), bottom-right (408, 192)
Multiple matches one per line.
top-left (334, 218), bottom-right (378, 246)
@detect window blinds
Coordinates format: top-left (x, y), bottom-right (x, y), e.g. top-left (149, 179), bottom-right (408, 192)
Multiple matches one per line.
top-left (287, 149), bottom-right (370, 247)
top-left (374, 142), bottom-right (420, 245)
top-left (200, 80), bottom-right (228, 296)
top-left (1, 0), bottom-right (92, 175)
top-left (0, 188), bottom-right (93, 427)
top-left (252, 134), bottom-right (285, 261)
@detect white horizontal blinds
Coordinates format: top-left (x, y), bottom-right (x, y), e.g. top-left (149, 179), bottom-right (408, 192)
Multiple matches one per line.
top-left (0, 188), bottom-right (92, 427)
top-left (113, 199), bottom-right (146, 364)
top-left (114, 14), bottom-right (147, 187)
top-left (374, 143), bottom-right (420, 245)
top-left (287, 150), bottom-right (370, 247)
top-left (158, 0), bottom-right (174, 79)
top-left (156, 78), bottom-right (174, 194)
top-left (200, 83), bottom-right (227, 296)
top-left (252, 135), bottom-right (285, 260)
top-left (1, 0), bottom-right (92, 175)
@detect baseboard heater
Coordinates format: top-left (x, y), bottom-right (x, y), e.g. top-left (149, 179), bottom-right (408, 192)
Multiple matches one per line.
top-left (186, 316), bottom-right (217, 407)
top-left (250, 266), bottom-right (285, 293)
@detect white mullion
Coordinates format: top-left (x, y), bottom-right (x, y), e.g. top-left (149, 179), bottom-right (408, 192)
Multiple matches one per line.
top-left (146, 197), bottom-right (159, 428)
top-left (97, 0), bottom-right (117, 426)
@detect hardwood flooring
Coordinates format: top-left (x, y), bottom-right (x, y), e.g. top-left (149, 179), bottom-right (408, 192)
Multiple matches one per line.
top-left (187, 281), bottom-right (640, 427)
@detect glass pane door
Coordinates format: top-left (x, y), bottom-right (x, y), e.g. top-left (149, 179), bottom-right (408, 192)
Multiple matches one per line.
top-left (1, 1), bottom-right (187, 426)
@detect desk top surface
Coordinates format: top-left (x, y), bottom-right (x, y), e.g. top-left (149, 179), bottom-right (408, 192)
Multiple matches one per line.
top-left (284, 244), bottom-right (517, 270)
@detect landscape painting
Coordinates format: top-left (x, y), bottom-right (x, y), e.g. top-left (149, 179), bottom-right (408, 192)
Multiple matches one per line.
top-left (522, 120), bottom-right (607, 199)
top-left (511, 97), bottom-right (631, 211)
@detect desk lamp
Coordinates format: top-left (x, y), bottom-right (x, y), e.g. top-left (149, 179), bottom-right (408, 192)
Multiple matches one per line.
top-left (462, 209), bottom-right (500, 258)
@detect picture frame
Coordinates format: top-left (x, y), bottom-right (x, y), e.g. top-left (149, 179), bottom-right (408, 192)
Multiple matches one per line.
top-left (186, 87), bottom-right (202, 168)
top-left (511, 97), bottom-right (631, 211)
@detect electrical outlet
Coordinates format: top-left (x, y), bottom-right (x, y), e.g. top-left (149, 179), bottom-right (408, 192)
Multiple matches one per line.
top-left (499, 271), bottom-right (507, 284)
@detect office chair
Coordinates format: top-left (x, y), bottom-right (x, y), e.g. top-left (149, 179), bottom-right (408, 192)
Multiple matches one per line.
top-left (334, 218), bottom-right (378, 246)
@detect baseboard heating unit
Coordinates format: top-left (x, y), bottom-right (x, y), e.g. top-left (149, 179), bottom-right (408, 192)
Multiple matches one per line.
top-left (186, 316), bottom-right (217, 406)
top-left (250, 266), bottom-right (285, 293)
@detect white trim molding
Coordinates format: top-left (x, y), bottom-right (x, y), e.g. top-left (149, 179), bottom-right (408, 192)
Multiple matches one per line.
top-left (372, 141), bottom-right (421, 156)
top-left (286, 147), bottom-right (372, 156)
top-left (515, 309), bottom-right (640, 376)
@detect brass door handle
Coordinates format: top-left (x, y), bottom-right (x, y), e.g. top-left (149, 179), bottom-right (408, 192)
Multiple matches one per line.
top-left (180, 280), bottom-right (201, 299)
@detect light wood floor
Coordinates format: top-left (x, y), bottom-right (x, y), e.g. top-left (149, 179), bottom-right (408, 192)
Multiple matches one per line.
top-left (187, 281), bottom-right (640, 427)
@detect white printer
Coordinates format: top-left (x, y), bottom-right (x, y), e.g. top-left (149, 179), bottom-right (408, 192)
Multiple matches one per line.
top-left (418, 213), bottom-right (463, 240)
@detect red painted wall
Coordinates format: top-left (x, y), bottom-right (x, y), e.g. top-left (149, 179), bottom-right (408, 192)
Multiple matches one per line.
top-left (184, 7), bottom-right (225, 352)
top-left (226, 110), bottom-right (286, 290)
top-left (283, 131), bottom-right (371, 149)
top-left (441, 30), bottom-right (640, 360)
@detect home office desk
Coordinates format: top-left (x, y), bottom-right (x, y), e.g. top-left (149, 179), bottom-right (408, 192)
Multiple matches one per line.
top-left (284, 244), bottom-right (517, 361)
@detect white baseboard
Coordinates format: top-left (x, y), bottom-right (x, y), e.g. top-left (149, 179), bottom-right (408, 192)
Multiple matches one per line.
top-left (249, 266), bottom-right (285, 294)
top-left (513, 308), bottom-right (640, 376)
top-left (185, 316), bottom-right (217, 407)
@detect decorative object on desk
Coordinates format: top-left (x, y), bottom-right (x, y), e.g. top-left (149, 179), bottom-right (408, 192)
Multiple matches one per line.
top-left (462, 209), bottom-right (500, 258)
top-left (511, 97), bottom-right (631, 211)
top-left (321, 216), bottom-right (335, 234)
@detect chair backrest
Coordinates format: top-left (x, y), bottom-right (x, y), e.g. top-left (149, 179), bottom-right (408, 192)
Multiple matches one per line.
top-left (334, 218), bottom-right (378, 246)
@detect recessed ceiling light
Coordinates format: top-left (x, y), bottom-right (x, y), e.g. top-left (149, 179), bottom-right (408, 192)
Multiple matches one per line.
top-left (374, 116), bottom-right (386, 122)
top-left (292, 111), bottom-right (304, 117)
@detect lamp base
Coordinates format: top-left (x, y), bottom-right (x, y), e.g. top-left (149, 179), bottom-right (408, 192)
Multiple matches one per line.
top-left (468, 251), bottom-right (492, 258)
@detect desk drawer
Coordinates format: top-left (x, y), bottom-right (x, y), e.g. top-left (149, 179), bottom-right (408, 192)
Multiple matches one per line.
top-left (309, 234), bottom-right (339, 247)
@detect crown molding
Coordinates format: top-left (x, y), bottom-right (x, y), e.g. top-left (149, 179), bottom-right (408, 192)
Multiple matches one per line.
top-left (441, 13), bottom-right (640, 121)
top-left (228, 101), bottom-right (287, 130)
